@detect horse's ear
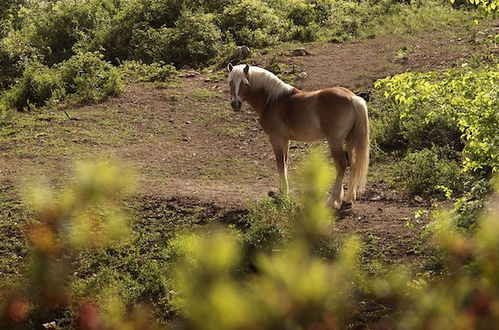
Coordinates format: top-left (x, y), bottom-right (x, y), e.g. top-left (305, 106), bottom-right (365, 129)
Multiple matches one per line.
top-left (227, 63), bottom-right (233, 72)
top-left (244, 64), bottom-right (250, 74)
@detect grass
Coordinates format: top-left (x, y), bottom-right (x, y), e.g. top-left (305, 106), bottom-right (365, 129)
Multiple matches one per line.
top-left (0, 185), bottom-right (28, 286)
top-left (190, 88), bottom-right (222, 100)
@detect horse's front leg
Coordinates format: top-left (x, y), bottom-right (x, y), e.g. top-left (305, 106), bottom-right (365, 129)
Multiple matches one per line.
top-left (270, 135), bottom-right (290, 195)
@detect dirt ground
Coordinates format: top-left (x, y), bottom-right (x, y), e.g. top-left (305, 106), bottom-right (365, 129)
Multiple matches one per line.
top-left (1, 23), bottom-right (495, 265)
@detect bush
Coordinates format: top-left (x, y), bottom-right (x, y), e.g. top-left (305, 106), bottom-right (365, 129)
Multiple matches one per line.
top-left (373, 62), bottom-right (499, 175)
top-left (0, 51), bottom-right (124, 111)
top-left (119, 60), bottom-right (178, 83)
top-left (453, 177), bottom-right (492, 229)
top-left (285, 0), bottom-right (333, 41)
top-left (58, 51), bottom-right (123, 103)
top-left (3, 152), bottom-right (499, 328)
top-left (242, 196), bottom-right (297, 256)
top-left (220, 0), bottom-right (286, 48)
top-left (395, 147), bottom-right (468, 196)
top-left (166, 11), bottom-right (223, 68)
top-left (1, 61), bottom-right (65, 111)
top-left (95, 0), bottom-right (184, 63)
top-left (372, 58), bottom-right (498, 225)
top-left (19, 0), bottom-right (115, 65)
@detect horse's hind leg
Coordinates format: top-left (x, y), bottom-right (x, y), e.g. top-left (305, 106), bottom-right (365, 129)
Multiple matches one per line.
top-left (345, 133), bottom-right (356, 204)
top-left (270, 135), bottom-right (290, 195)
top-left (327, 138), bottom-right (347, 209)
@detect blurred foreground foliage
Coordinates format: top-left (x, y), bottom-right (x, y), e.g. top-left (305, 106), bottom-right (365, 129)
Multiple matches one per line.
top-left (2, 152), bottom-right (499, 329)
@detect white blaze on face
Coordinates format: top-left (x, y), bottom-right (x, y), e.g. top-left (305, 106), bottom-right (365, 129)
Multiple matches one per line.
top-left (234, 79), bottom-right (241, 102)
top-left (228, 67), bottom-right (248, 103)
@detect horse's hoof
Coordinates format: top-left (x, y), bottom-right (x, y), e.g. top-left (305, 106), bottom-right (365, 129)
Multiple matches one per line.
top-left (340, 202), bottom-right (352, 211)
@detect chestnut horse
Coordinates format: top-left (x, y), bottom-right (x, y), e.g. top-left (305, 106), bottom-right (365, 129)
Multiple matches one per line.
top-left (227, 64), bottom-right (369, 209)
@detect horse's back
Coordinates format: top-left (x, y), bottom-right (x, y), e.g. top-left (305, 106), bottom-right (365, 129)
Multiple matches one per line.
top-left (316, 87), bottom-right (355, 106)
top-left (267, 87), bottom-right (356, 141)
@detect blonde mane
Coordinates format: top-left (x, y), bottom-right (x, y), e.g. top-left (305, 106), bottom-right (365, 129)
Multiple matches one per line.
top-left (228, 65), bottom-right (294, 104)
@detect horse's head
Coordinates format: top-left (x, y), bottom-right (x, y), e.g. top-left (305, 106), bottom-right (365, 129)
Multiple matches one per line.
top-left (227, 63), bottom-right (250, 111)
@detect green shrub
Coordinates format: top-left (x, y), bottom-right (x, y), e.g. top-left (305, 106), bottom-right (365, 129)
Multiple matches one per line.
top-left (19, 0), bottom-right (116, 65)
top-left (395, 147), bottom-right (468, 196)
top-left (1, 61), bottom-right (65, 111)
top-left (372, 57), bottom-right (498, 226)
top-left (129, 26), bottom-right (174, 64)
top-left (119, 10), bottom-right (223, 68)
top-left (95, 0), bottom-right (184, 63)
top-left (58, 51), bottom-right (123, 102)
top-left (1, 51), bottom-right (124, 111)
top-left (373, 62), bottom-right (499, 175)
top-left (285, 0), bottom-right (332, 41)
top-left (221, 0), bottom-right (286, 48)
top-left (0, 40), bottom-right (25, 92)
top-left (326, 0), bottom-right (375, 40)
top-left (0, 30), bottom-right (40, 92)
top-left (453, 177), bottom-right (492, 229)
top-left (242, 196), bottom-right (297, 255)
top-left (165, 11), bottom-right (223, 68)
top-left (119, 60), bottom-right (178, 83)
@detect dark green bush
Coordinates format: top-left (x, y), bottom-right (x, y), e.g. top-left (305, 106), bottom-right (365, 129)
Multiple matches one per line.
top-left (1, 61), bottom-right (65, 111)
top-left (0, 37), bottom-right (28, 91)
top-left (285, 0), bottom-right (334, 41)
top-left (129, 26), bottom-right (174, 64)
top-left (242, 196), bottom-right (297, 254)
top-left (58, 51), bottom-right (124, 102)
top-left (166, 12), bottom-right (223, 68)
top-left (220, 0), bottom-right (286, 48)
top-left (20, 0), bottom-right (115, 65)
top-left (119, 60), bottom-right (178, 82)
top-left (395, 147), bottom-right (468, 196)
top-left (1, 51), bottom-right (124, 111)
top-left (453, 177), bottom-right (492, 229)
top-left (95, 0), bottom-right (183, 63)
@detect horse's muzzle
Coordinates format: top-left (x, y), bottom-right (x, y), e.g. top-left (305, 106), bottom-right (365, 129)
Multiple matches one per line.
top-left (231, 100), bottom-right (242, 111)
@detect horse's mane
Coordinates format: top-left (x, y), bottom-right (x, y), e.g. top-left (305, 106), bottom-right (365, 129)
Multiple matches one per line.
top-left (229, 65), bottom-right (294, 104)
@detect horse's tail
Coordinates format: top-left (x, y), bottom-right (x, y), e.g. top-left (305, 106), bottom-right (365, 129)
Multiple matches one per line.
top-left (348, 95), bottom-right (370, 197)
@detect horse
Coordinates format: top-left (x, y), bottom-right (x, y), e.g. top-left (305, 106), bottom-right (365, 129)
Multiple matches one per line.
top-left (227, 63), bottom-right (369, 209)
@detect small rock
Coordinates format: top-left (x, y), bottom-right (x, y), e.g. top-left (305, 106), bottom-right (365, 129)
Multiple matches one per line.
top-left (414, 196), bottom-right (424, 203)
top-left (292, 48), bottom-right (309, 56)
top-left (168, 119), bottom-right (174, 123)
top-left (185, 120), bottom-right (191, 124)
top-left (370, 194), bottom-right (383, 201)
top-left (377, 207), bottom-right (383, 212)
top-left (182, 137), bottom-right (190, 142)
top-left (232, 45), bottom-right (251, 59)
top-left (42, 322), bottom-right (57, 329)
top-left (179, 70), bottom-right (200, 78)
top-left (297, 72), bottom-right (308, 79)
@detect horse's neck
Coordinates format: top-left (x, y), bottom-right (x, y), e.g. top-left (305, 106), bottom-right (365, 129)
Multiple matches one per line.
top-left (247, 86), bottom-right (299, 117)
top-left (247, 87), bottom-right (270, 117)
